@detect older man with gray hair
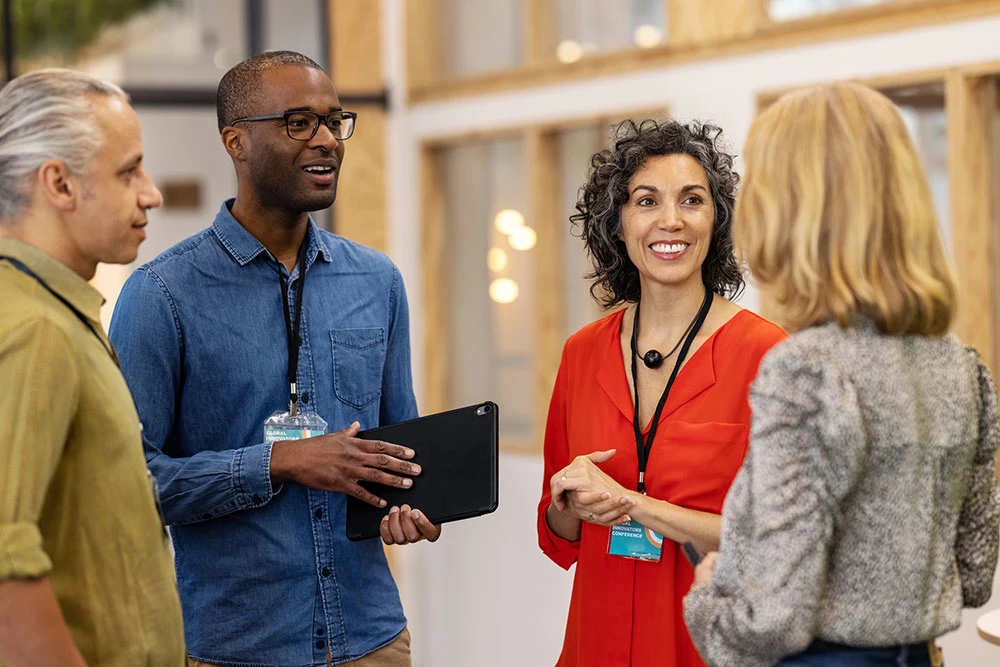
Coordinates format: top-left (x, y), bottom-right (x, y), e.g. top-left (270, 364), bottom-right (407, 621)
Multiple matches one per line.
top-left (0, 69), bottom-right (184, 666)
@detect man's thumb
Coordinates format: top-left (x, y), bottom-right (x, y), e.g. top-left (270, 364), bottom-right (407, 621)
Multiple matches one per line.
top-left (339, 421), bottom-right (361, 436)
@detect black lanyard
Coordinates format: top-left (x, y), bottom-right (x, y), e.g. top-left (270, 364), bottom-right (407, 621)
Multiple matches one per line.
top-left (1, 255), bottom-right (120, 367)
top-left (629, 287), bottom-right (713, 493)
top-left (280, 238), bottom-right (309, 416)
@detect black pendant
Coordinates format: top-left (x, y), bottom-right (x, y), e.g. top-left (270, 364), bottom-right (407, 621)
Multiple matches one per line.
top-left (642, 349), bottom-right (664, 369)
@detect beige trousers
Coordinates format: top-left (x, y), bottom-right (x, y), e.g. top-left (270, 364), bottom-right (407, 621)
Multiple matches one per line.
top-left (187, 627), bottom-right (411, 667)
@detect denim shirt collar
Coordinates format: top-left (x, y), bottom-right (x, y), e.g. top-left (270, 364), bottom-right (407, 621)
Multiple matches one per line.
top-left (210, 199), bottom-right (333, 268)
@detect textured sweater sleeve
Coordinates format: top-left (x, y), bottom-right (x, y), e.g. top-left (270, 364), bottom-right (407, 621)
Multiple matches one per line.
top-left (684, 346), bottom-right (866, 667)
top-left (955, 348), bottom-right (1000, 607)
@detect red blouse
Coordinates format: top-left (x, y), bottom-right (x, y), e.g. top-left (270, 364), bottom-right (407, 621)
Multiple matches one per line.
top-left (537, 308), bottom-right (786, 667)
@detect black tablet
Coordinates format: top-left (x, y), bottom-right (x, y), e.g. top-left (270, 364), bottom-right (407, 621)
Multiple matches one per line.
top-left (345, 401), bottom-right (499, 541)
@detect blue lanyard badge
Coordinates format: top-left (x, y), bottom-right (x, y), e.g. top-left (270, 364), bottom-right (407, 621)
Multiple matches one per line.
top-left (264, 411), bottom-right (328, 443)
top-left (609, 521), bottom-right (664, 561)
top-left (263, 238), bottom-right (327, 443)
top-left (607, 288), bottom-right (712, 562)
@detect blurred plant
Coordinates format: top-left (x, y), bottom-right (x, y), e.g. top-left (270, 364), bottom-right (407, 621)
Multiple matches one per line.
top-left (1, 0), bottom-right (177, 62)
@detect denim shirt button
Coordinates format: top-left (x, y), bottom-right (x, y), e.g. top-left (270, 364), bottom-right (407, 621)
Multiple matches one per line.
top-left (321, 567), bottom-right (331, 577)
top-left (314, 508), bottom-right (323, 519)
top-left (301, 392), bottom-right (309, 404)
top-left (316, 639), bottom-right (326, 649)
top-left (316, 628), bottom-right (324, 636)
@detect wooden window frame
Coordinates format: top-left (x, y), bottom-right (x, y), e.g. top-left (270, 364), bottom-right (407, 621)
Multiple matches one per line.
top-left (330, 0), bottom-right (388, 252)
top-left (405, 0), bottom-right (1000, 105)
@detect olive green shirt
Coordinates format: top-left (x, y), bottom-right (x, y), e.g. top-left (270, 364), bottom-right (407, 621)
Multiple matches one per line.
top-left (0, 239), bottom-right (185, 666)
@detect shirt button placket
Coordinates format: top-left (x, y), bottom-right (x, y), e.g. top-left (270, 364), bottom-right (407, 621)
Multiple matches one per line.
top-left (307, 485), bottom-right (341, 661)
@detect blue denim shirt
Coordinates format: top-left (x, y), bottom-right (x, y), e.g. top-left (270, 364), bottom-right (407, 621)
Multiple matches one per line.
top-left (109, 201), bottom-right (416, 667)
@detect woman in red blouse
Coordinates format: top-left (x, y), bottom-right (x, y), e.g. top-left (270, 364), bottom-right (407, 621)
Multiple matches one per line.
top-left (538, 119), bottom-right (786, 667)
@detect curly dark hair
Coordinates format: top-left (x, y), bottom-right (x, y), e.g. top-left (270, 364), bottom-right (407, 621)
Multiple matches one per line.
top-left (573, 118), bottom-right (744, 307)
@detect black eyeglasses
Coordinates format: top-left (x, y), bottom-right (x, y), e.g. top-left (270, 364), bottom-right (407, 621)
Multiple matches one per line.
top-left (231, 110), bottom-right (357, 141)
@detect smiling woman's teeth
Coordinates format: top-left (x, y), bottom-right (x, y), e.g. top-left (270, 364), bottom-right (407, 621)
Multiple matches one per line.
top-left (651, 242), bottom-right (686, 254)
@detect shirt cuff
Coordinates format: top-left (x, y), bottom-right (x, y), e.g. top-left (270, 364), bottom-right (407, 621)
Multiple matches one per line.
top-left (537, 504), bottom-right (580, 570)
top-left (233, 442), bottom-right (277, 510)
top-left (0, 522), bottom-right (53, 579)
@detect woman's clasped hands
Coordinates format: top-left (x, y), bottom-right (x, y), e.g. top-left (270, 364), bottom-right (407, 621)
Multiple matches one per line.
top-left (550, 449), bottom-right (634, 526)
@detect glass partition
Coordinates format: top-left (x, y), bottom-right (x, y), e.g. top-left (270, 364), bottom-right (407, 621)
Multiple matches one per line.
top-left (769, 0), bottom-right (888, 21)
top-left (431, 0), bottom-right (667, 78)
top-left (552, 0), bottom-right (666, 64)
top-left (885, 83), bottom-right (950, 251)
top-left (1, 0), bottom-right (326, 86)
top-left (441, 137), bottom-right (536, 446)
top-left (438, 0), bottom-right (523, 78)
top-left (556, 125), bottom-right (606, 337)
top-left (1, 0), bottom-right (246, 86)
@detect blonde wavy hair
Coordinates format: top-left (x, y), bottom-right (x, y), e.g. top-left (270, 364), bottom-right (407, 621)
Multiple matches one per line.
top-left (736, 81), bottom-right (956, 335)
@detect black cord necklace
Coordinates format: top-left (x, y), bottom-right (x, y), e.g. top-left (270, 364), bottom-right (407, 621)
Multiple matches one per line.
top-left (633, 287), bottom-right (712, 370)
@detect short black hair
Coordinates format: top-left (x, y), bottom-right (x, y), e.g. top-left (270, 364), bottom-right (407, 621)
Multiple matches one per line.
top-left (573, 118), bottom-right (744, 307)
top-left (216, 50), bottom-right (325, 133)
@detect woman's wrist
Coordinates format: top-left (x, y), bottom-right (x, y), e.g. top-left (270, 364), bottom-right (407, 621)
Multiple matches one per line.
top-left (623, 490), bottom-right (648, 522)
top-left (546, 501), bottom-right (582, 542)
top-left (626, 491), bottom-right (672, 526)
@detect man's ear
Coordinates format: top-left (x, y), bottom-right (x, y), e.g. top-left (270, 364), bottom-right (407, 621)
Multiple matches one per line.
top-left (221, 127), bottom-right (247, 162)
top-left (36, 160), bottom-right (77, 212)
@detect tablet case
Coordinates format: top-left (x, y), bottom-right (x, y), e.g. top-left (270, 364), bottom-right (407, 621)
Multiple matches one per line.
top-left (345, 401), bottom-right (499, 541)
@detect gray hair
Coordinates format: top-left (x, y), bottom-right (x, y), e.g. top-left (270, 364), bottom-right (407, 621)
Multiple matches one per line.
top-left (0, 68), bottom-right (127, 224)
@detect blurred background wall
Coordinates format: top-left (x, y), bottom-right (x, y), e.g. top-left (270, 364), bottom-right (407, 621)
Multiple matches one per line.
top-left (6, 0), bottom-right (1000, 664)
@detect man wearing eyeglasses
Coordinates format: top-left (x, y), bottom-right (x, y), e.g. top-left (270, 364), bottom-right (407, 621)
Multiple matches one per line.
top-left (109, 50), bottom-right (434, 667)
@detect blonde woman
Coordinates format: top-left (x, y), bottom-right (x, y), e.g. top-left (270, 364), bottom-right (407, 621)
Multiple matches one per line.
top-left (683, 82), bottom-right (1000, 667)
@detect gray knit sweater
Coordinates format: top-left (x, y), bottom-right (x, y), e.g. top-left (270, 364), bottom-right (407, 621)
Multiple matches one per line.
top-left (684, 319), bottom-right (1000, 667)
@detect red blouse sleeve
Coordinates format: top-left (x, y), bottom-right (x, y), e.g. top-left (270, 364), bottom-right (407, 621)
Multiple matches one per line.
top-left (537, 344), bottom-right (580, 569)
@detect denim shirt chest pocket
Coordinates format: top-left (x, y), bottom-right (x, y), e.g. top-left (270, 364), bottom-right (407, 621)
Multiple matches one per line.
top-left (331, 327), bottom-right (386, 409)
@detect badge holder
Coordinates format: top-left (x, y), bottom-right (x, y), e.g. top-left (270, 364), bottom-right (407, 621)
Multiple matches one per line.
top-left (266, 240), bottom-right (327, 444)
top-left (608, 289), bottom-right (712, 564)
top-left (608, 518), bottom-right (664, 561)
top-left (264, 405), bottom-right (327, 443)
